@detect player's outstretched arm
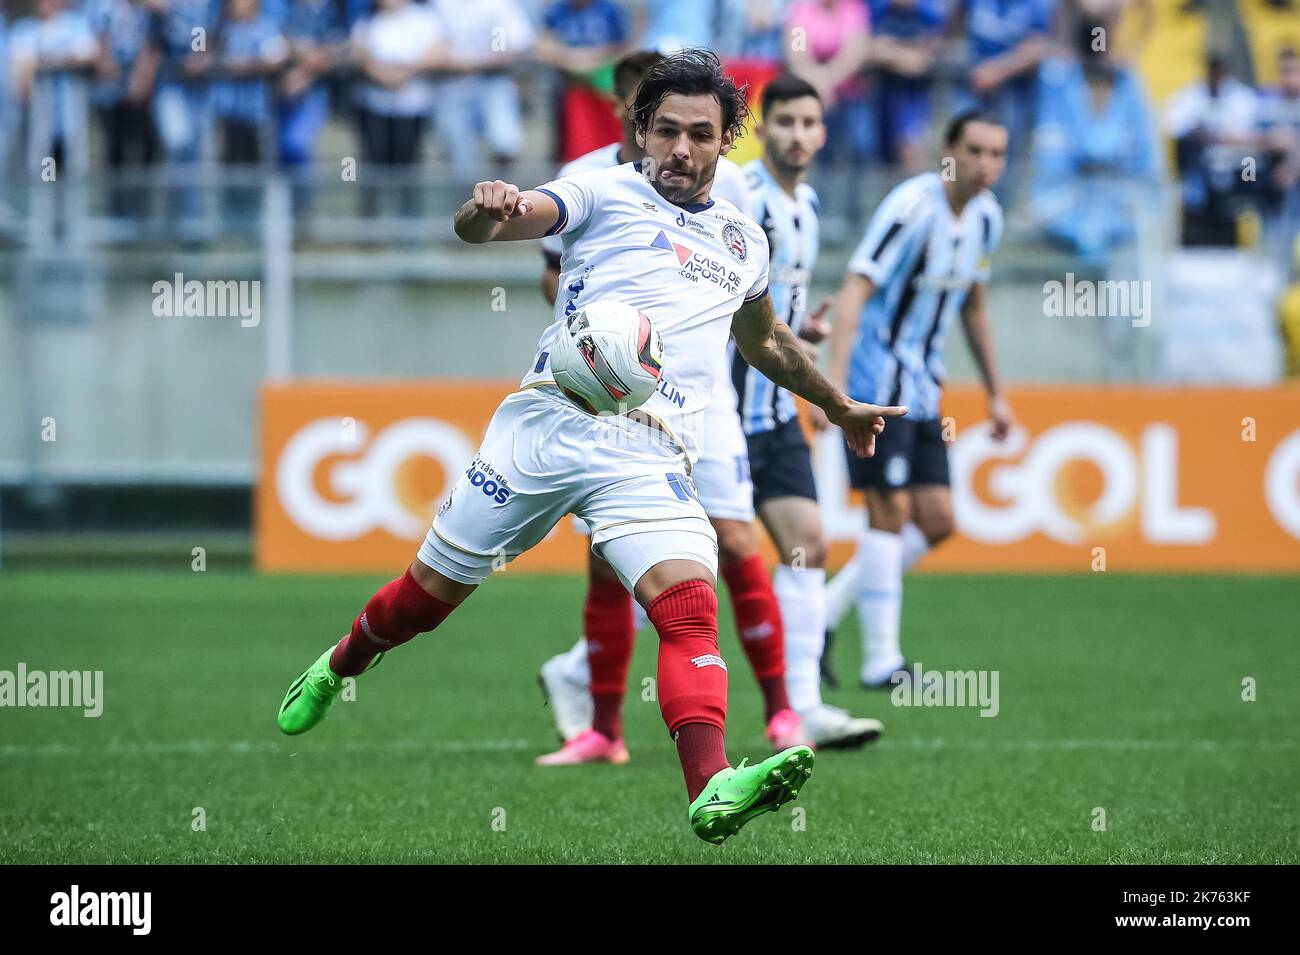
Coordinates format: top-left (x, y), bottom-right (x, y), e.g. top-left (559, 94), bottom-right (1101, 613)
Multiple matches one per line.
top-left (732, 294), bottom-right (906, 457)
top-left (453, 180), bottom-right (560, 244)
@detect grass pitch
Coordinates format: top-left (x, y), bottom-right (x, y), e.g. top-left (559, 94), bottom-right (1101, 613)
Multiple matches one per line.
top-left (0, 570), bottom-right (1296, 864)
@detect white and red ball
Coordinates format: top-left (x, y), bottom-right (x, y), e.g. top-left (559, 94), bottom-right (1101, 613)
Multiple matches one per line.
top-left (550, 300), bottom-right (664, 415)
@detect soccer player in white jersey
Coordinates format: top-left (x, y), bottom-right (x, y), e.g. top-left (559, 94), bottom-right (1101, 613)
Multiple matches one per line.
top-left (731, 74), bottom-right (883, 747)
top-left (819, 111), bottom-right (1015, 689)
top-left (275, 50), bottom-right (905, 844)
top-left (534, 51), bottom-right (807, 766)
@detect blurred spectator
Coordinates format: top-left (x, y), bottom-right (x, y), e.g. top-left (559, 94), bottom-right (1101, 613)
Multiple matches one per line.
top-left (636, 0), bottom-right (716, 54)
top-left (535, 0), bottom-right (627, 69)
top-left (1256, 45), bottom-right (1300, 252)
top-left (351, 0), bottom-right (446, 214)
top-left (535, 0), bottom-right (630, 161)
top-left (212, 0), bottom-right (287, 166)
top-left (867, 0), bottom-right (946, 169)
top-left (785, 0), bottom-right (873, 165)
top-left (429, 0), bottom-right (534, 181)
top-left (1282, 235), bottom-right (1300, 376)
top-left (342, 0), bottom-right (370, 31)
top-left (0, 3), bottom-right (14, 182)
top-left (277, 0), bottom-right (345, 181)
top-left (1239, 0), bottom-right (1300, 92)
top-left (211, 0), bottom-right (286, 224)
top-left (1258, 46), bottom-right (1300, 164)
top-left (88, 0), bottom-right (159, 216)
top-left (136, 0), bottom-right (222, 229)
top-left (715, 0), bottom-right (791, 64)
top-left (141, 0), bottom-right (220, 165)
top-left (1164, 55), bottom-right (1261, 247)
top-left (1031, 20), bottom-right (1159, 264)
top-left (1055, 0), bottom-right (1153, 65)
top-left (957, 0), bottom-right (1055, 161)
top-left (9, 0), bottom-right (99, 176)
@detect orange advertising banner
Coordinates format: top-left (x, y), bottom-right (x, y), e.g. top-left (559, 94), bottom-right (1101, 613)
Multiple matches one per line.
top-left (257, 382), bottom-right (1300, 573)
top-left (257, 380), bottom-right (587, 572)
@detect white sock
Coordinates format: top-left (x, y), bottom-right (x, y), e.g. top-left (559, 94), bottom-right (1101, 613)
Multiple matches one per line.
top-left (773, 564), bottom-right (827, 714)
top-left (900, 522), bottom-right (930, 572)
top-left (632, 599), bottom-right (649, 632)
top-left (559, 636), bottom-right (590, 684)
top-left (823, 555), bottom-right (859, 631)
top-left (855, 528), bottom-right (904, 684)
top-left (830, 523), bottom-right (929, 633)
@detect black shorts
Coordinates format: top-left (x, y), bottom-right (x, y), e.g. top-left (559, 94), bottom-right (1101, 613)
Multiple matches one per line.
top-left (844, 417), bottom-right (950, 491)
top-left (746, 417), bottom-right (818, 505)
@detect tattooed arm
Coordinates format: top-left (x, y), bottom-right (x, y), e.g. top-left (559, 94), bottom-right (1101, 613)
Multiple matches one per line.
top-left (731, 293), bottom-right (906, 457)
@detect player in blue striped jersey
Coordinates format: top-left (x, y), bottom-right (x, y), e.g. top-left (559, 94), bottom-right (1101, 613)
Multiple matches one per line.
top-left (821, 111), bottom-right (1016, 688)
top-left (726, 74), bottom-right (883, 748)
top-left (732, 151), bottom-right (818, 435)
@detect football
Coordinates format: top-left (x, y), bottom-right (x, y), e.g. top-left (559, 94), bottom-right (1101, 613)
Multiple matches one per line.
top-left (550, 300), bottom-right (665, 415)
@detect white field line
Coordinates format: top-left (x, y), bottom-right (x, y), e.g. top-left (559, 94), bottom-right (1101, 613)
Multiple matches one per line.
top-left (884, 738), bottom-right (1300, 752)
top-left (0, 737), bottom-right (1296, 758)
top-left (0, 738), bottom-right (534, 757)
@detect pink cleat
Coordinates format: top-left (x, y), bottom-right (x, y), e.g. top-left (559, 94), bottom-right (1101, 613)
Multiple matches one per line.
top-left (765, 708), bottom-right (807, 752)
top-left (535, 729), bottom-right (630, 767)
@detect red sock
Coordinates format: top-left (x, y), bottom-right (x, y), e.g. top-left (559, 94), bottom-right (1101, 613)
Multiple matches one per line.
top-left (721, 555), bottom-right (790, 721)
top-left (674, 723), bottom-right (728, 801)
top-left (585, 577), bottom-right (634, 739)
top-left (329, 569), bottom-right (457, 677)
top-left (647, 580), bottom-right (729, 797)
top-left (592, 694), bottom-right (623, 741)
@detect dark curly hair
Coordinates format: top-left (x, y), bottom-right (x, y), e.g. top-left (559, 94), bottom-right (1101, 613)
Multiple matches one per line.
top-left (631, 49), bottom-right (750, 141)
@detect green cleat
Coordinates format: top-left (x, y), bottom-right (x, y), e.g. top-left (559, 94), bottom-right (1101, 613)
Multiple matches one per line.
top-left (688, 745), bottom-right (815, 845)
top-left (277, 645), bottom-right (384, 736)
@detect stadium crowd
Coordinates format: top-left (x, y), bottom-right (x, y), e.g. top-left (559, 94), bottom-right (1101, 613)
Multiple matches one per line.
top-left (0, 0), bottom-right (1296, 256)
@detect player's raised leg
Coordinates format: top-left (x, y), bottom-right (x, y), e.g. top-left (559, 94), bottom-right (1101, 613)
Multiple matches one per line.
top-left (278, 388), bottom-right (584, 736)
top-left (277, 560), bottom-right (471, 735)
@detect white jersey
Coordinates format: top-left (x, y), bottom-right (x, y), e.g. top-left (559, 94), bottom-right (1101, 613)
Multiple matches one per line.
top-left (729, 158), bottom-right (820, 435)
top-left (522, 161), bottom-right (771, 463)
top-left (541, 146), bottom-right (751, 263)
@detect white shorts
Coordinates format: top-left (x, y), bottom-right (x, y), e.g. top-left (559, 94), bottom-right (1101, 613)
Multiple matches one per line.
top-left (569, 387), bottom-right (754, 532)
top-left (691, 389), bottom-right (755, 522)
top-left (419, 387), bottom-right (718, 591)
